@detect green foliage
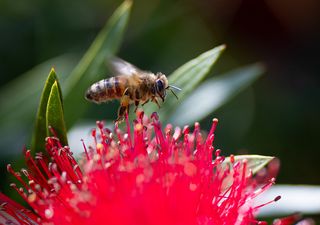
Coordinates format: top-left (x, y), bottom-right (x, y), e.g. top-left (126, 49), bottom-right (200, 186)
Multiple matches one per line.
top-left (46, 81), bottom-right (68, 146)
top-left (0, 54), bottom-right (76, 126)
top-left (223, 155), bottom-right (275, 175)
top-left (144, 45), bottom-right (226, 121)
top-left (169, 63), bottom-right (265, 125)
top-left (31, 69), bottom-right (67, 153)
top-left (63, 0), bottom-right (132, 127)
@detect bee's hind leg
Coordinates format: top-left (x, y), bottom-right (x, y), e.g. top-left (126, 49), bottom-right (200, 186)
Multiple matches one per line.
top-left (115, 105), bottom-right (127, 123)
top-left (115, 88), bottom-right (130, 123)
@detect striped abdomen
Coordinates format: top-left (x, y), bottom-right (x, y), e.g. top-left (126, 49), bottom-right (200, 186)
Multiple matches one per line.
top-left (85, 77), bottom-right (127, 103)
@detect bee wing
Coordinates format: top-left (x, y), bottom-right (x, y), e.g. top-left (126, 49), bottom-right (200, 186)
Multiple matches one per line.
top-left (108, 57), bottom-right (145, 77)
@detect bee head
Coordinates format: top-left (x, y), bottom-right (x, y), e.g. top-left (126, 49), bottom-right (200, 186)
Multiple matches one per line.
top-left (155, 73), bottom-right (168, 102)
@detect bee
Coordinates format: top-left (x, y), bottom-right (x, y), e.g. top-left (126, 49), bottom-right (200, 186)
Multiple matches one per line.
top-left (85, 57), bottom-right (181, 123)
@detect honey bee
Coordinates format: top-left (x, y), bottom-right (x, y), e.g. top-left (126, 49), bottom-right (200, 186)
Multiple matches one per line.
top-left (85, 57), bottom-right (181, 123)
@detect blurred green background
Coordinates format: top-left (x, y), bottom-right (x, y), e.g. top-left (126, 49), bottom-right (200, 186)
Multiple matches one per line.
top-left (0, 0), bottom-right (319, 214)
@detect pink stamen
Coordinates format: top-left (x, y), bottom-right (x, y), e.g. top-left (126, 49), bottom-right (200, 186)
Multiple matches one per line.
top-left (81, 139), bottom-right (90, 161)
top-left (2, 111), bottom-right (279, 225)
top-left (254, 195), bottom-right (281, 210)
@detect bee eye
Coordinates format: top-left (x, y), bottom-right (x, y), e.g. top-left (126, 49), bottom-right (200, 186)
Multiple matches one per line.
top-left (156, 80), bottom-right (164, 92)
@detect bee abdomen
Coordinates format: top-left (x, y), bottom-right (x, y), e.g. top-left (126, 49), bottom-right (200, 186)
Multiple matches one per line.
top-left (85, 77), bottom-right (126, 103)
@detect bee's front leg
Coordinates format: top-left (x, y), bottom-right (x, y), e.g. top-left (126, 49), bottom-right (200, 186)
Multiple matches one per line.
top-left (141, 99), bottom-right (149, 106)
top-left (152, 97), bottom-right (161, 109)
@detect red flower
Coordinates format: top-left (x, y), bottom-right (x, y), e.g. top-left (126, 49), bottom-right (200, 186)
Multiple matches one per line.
top-left (1, 111), bottom-right (280, 225)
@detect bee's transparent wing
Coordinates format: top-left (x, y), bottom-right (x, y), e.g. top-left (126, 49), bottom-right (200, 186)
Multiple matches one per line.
top-left (108, 57), bottom-right (144, 77)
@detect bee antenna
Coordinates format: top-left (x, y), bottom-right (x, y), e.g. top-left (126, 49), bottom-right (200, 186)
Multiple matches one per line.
top-left (169, 89), bottom-right (179, 100)
top-left (167, 85), bottom-right (181, 100)
top-left (169, 85), bottom-right (182, 91)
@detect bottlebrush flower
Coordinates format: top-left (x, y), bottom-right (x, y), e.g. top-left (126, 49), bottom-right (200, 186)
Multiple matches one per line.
top-left (1, 111), bottom-right (281, 225)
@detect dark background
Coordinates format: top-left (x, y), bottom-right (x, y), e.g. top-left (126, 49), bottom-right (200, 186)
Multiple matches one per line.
top-left (1, 0), bottom-right (320, 216)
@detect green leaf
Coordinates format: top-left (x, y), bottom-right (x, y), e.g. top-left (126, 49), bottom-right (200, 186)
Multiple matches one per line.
top-left (31, 69), bottom-right (64, 152)
top-left (46, 81), bottom-right (68, 146)
top-left (63, 0), bottom-right (132, 127)
top-left (0, 54), bottom-right (77, 126)
top-left (223, 155), bottom-right (275, 175)
top-left (144, 45), bottom-right (226, 121)
top-left (169, 63), bottom-right (265, 125)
